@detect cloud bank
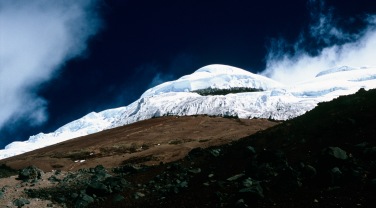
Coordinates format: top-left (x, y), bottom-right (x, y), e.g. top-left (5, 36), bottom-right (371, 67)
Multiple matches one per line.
top-left (262, 0), bottom-right (376, 85)
top-left (0, 1), bottom-right (102, 132)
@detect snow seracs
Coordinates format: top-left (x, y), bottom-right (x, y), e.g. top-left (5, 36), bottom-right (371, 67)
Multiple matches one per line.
top-left (1, 64), bottom-right (376, 159)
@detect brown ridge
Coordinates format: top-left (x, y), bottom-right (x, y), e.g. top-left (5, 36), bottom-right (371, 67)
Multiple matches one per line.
top-left (0, 115), bottom-right (278, 172)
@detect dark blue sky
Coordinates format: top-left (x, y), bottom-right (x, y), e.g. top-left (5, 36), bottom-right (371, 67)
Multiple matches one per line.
top-left (1, 0), bottom-right (376, 148)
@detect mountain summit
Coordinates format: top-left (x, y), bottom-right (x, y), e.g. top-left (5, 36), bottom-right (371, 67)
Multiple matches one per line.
top-left (141, 64), bottom-right (283, 98)
top-left (1, 64), bottom-right (376, 159)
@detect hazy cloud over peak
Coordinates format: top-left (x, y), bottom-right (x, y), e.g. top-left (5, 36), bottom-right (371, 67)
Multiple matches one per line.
top-left (0, 0), bottom-right (102, 132)
top-left (262, 0), bottom-right (376, 85)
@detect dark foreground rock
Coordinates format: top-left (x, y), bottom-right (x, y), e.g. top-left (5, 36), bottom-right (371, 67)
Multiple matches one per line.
top-left (24, 165), bottom-right (132, 207)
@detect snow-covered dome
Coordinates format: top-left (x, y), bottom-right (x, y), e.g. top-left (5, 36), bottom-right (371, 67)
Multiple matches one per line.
top-left (141, 64), bottom-right (283, 98)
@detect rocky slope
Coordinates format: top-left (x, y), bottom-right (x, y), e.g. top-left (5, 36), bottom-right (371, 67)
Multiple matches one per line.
top-left (1, 88), bottom-right (376, 208)
top-left (92, 88), bottom-right (376, 208)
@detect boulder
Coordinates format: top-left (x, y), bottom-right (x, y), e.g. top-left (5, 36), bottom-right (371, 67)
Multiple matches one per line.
top-left (13, 198), bottom-right (30, 207)
top-left (239, 177), bottom-right (264, 198)
top-left (113, 194), bottom-right (125, 202)
top-left (303, 165), bottom-right (317, 179)
top-left (246, 146), bottom-right (256, 155)
top-left (322, 147), bottom-right (348, 160)
top-left (75, 194), bottom-right (94, 208)
top-left (86, 181), bottom-right (109, 196)
top-left (18, 166), bottom-right (43, 182)
top-left (363, 147), bottom-right (376, 159)
top-left (330, 167), bottom-right (343, 185)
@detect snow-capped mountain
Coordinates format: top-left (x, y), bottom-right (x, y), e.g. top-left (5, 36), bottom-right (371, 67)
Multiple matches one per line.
top-left (1, 64), bottom-right (376, 159)
top-left (140, 65), bottom-right (283, 98)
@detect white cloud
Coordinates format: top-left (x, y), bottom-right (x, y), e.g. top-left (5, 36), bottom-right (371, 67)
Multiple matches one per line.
top-left (262, 1), bottom-right (376, 85)
top-left (0, 1), bottom-right (102, 130)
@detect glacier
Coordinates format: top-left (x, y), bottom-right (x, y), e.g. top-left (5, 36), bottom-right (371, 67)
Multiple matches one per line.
top-left (1, 64), bottom-right (376, 159)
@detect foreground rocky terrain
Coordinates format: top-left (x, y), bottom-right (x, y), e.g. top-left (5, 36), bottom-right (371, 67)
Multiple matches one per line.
top-left (1, 88), bottom-right (376, 207)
